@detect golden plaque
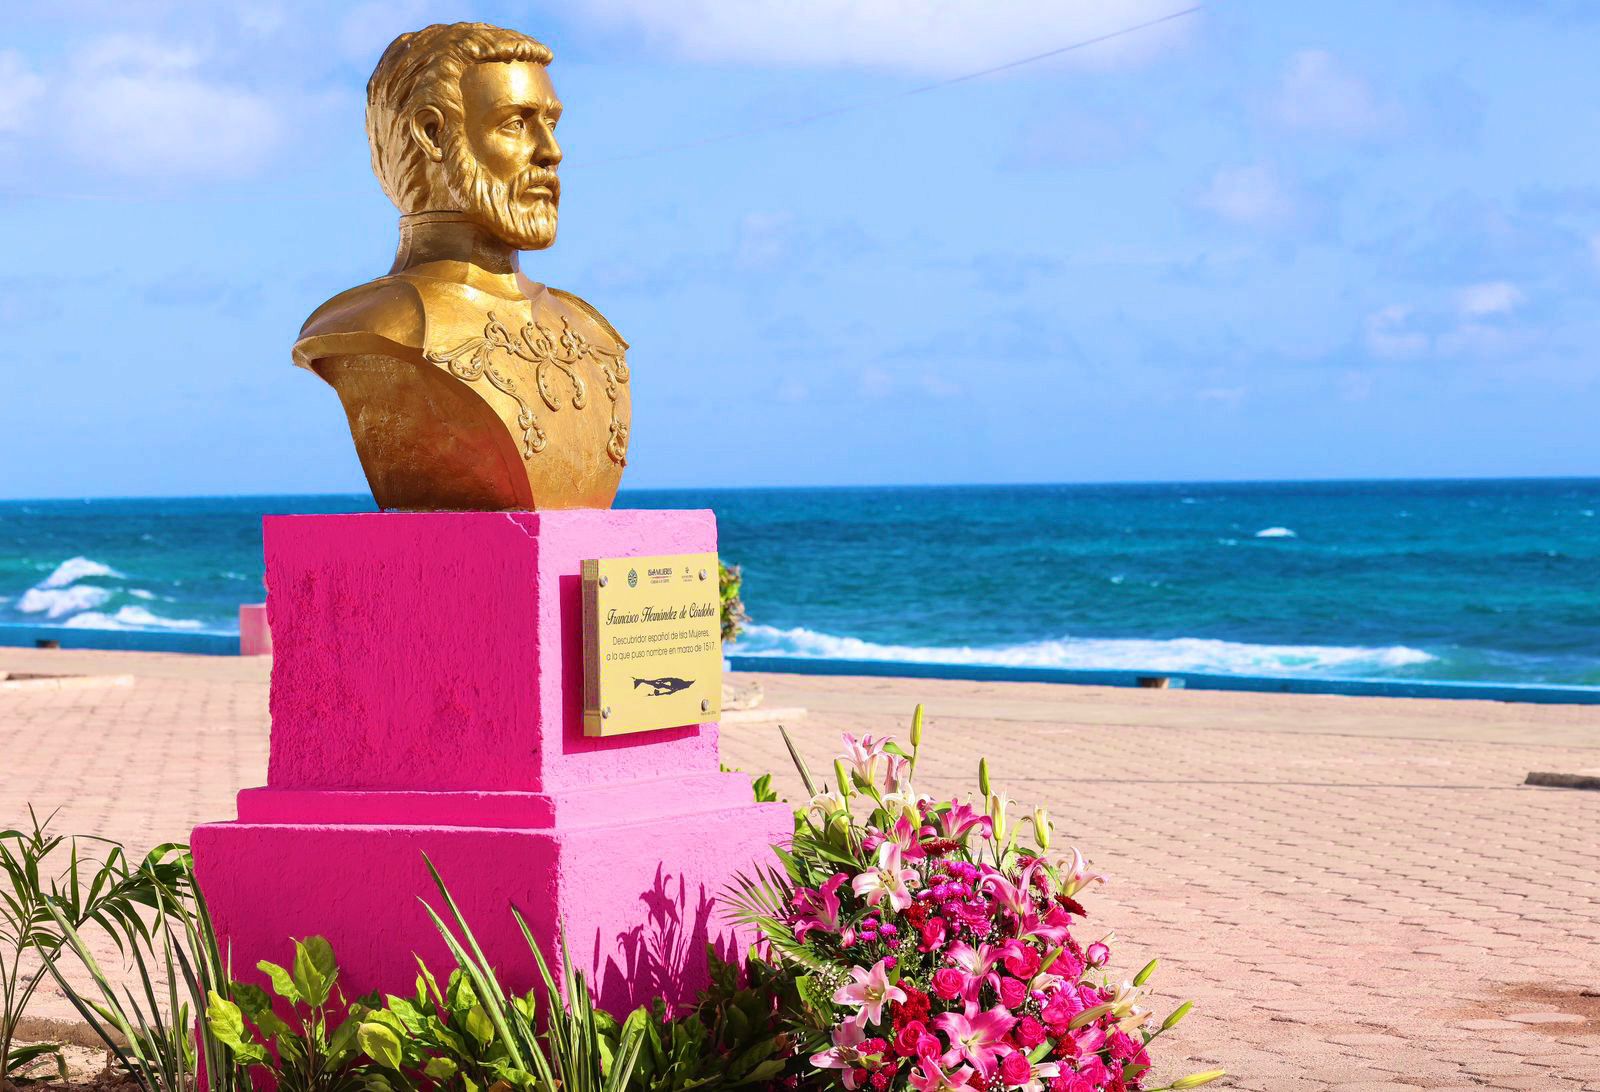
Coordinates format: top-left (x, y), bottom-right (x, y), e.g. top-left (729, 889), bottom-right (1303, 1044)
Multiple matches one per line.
top-left (581, 553), bottom-right (723, 736)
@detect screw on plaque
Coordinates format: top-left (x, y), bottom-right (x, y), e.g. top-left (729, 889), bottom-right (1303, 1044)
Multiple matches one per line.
top-left (599, 575), bottom-right (608, 587)
top-left (701, 698), bottom-right (711, 713)
top-left (602, 706), bottom-right (611, 719)
top-left (699, 568), bottom-right (708, 580)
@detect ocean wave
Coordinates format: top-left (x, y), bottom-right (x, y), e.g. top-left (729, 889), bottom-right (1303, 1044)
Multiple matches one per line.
top-left (1254, 526), bottom-right (1297, 539)
top-left (63, 606), bottom-right (204, 631)
top-left (18, 584), bottom-right (112, 618)
top-left (729, 624), bottom-right (1435, 677)
top-left (39, 556), bottom-right (123, 588)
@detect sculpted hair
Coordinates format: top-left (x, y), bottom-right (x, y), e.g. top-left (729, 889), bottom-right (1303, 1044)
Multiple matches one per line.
top-left (366, 22), bottom-right (553, 213)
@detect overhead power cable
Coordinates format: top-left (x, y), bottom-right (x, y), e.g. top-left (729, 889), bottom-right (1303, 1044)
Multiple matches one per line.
top-left (586, 4), bottom-right (1204, 165)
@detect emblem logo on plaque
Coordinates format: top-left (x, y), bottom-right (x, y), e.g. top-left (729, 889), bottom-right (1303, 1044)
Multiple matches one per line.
top-left (581, 552), bottom-right (723, 736)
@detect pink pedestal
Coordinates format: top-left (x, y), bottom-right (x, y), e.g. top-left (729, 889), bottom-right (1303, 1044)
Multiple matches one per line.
top-left (238, 603), bottom-right (271, 656)
top-left (192, 511), bottom-right (791, 1012)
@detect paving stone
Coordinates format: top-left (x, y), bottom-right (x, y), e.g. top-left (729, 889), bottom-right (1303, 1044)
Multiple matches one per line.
top-left (5, 652), bottom-right (1600, 1088)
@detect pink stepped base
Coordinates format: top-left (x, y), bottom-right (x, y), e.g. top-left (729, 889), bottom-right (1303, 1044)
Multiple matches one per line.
top-left (191, 510), bottom-right (791, 1011)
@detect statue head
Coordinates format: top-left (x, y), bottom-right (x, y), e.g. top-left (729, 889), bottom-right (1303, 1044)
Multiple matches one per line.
top-left (367, 22), bottom-right (562, 250)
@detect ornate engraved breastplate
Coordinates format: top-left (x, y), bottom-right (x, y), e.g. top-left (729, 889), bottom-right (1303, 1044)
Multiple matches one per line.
top-left (423, 309), bottom-right (631, 466)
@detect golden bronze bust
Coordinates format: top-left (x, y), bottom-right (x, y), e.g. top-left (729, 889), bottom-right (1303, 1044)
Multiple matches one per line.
top-left (295, 23), bottom-right (629, 510)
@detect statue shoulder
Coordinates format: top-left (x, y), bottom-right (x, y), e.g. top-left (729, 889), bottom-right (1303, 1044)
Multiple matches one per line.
top-left (547, 287), bottom-right (629, 352)
top-left (292, 276), bottom-right (428, 370)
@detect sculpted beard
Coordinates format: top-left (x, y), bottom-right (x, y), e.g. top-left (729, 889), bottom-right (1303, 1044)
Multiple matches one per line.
top-left (444, 134), bottom-right (559, 250)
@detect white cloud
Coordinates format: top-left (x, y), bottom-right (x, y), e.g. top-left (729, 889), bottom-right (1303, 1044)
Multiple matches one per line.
top-left (1196, 163), bottom-right (1297, 228)
top-left (55, 36), bottom-right (284, 179)
top-left (1272, 50), bottom-right (1397, 138)
top-left (0, 51), bottom-right (45, 133)
top-left (576, 0), bottom-right (1198, 76)
top-left (1364, 305), bottom-right (1428, 360)
top-left (1457, 280), bottom-right (1523, 317)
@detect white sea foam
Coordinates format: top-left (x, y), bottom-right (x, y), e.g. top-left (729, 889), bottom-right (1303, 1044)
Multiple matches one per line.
top-left (130, 589), bottom-right (155, 600)
top-left (729, 624), bottom-right (1435, 677)
top-left (63, 606), bottom-right (204, 631)
top-left (1254, 526), bottom-right (1297, 539)
top-left (18, 584), bottom-right (112, 618)
top-left (39, 556), bottom-right (123, 588)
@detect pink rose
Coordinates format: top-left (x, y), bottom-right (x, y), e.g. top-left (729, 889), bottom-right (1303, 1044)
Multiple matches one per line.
top-left (1041, 999), bottom-right (1073, 1031)
top-left (999, 1051), bottom-right (1032, 1087)
top-left (931, 967), bottom-right (965, 1000)
top-left (999, 976), bottom-right (1029, 1009)
top-left (1003, 943), bottom-right (1041, 979)
top-left (919, 917), bottom-right (948, 952)
top-left (1084, 942), bottom-right (1110, 967)
top-left (1015, 1015), bottom-right (1047, 1049)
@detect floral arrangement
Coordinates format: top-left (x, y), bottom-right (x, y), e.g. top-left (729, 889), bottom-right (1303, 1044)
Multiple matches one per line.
top-left (728, 709), bottom-right (1222, 1092)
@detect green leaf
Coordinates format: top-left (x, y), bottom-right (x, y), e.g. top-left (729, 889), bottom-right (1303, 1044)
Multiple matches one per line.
top-left (423, 1057), bottom-right (459, 1080)
top-left (257, 960), bottom-right (301, 1004)
top-left (358, 1021), bottom-right (404, 1070)
top-left (205, 992), bottom-right (248, 1050)
top-left (292, 935), bottom-right (337, 1007)
top-left (465, 1003), bottom-right (495, 1046)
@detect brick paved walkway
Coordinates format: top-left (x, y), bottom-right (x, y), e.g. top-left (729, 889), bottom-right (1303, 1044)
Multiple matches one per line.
top-left (2, 648), bottom-right (1598, 1089)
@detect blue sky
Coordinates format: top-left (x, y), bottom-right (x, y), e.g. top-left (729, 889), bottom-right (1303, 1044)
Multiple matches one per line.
top-left (2, 0), bottom-right (1599, 498)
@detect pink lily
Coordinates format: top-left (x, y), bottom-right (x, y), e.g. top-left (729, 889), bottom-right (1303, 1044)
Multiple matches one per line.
top-left (884, 814), bottom-right (927, 860)
top-left (832, 957), bottom-right (907, 1026)
top-left (810, 1019), bottom-right (872, 1088)
top-left (944, 940), bottom-right (1005, 1003)
top-left (1015, 903), bottom-right (1073, 946)
top-left (840, 733), bottom-right (891, 786)
top-left (908, 1057), bottom-right (977, 1091)
top-left (792, 873), bottom-right (850, 942)
top-left (1059, 847), bottom-right (1107, 898)
top-left (981, 857), bottom-right (1045, 917)
top-left (934, 801), bottom-right (994, 843)
top-left (933, 1005), bottom-right (1018, 1077)
top-left (852, 842), bottom-right (919, 911)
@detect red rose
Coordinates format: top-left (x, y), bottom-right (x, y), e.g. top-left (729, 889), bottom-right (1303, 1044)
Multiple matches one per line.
top-left (931, 967), bottom-right (965, 1000)
top-left (998, 976), bottom-right (1028, 1009)
top-left (894, 1021), bottom-right (927, 1056)
top-left (999, 1051), bottom-right (1033, 1087)
top-left (1015, 1016), bottom-right (1047, 1049)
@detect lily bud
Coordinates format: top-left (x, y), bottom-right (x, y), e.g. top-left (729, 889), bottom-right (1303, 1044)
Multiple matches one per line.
top-left (1160, 1001), bottom-right (1193, 1031)
top-left (978, 757), bottom-right (991, 796)
top-left (1172, 1070), bottom-right (1226, 1088)
top-left (1134, 958), bottom-right (1158, 986)
top-left (986, 793), bottom-right (1008, 844)
top-left (1032, 807), bottom-right (1052, 851)
top-left (833, 758), bottom-right (851, 798)
top-left (910, 704), bottom-right (924, 750)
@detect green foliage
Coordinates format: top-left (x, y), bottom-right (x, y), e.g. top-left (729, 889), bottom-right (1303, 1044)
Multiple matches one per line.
top-left (206, 936), bottom-right (375, 1092)
top-left (413, 854), bottom-right (644, 1092)
top-left (0, 808), bottom-right (189, 1085)
top-left (44, 848), bottom-right (248, 1092)
top-left (603, 948), bottom-right (806, 1091)
top-left (717, 561), bottom-right (748, 644)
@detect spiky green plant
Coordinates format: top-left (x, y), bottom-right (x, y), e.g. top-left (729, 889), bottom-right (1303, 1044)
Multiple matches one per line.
top-left (0, 809), bottom-right (187, 1085)
top-left (415, 854), bottom-right (644, 1092)
top-left (44, 849), bottom-right (247, 1092)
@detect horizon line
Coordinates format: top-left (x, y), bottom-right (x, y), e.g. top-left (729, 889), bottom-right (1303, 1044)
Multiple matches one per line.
top-left (3, 472), bottom-right (1599, 505)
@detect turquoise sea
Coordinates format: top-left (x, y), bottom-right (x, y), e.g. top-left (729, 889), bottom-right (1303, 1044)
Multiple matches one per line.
top-left (1, 479), bottom-right (1597, 686)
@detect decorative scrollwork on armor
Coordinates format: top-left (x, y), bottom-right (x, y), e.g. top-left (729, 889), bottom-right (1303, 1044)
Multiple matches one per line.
top-left (424, 310), bottom-right (630, 465)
